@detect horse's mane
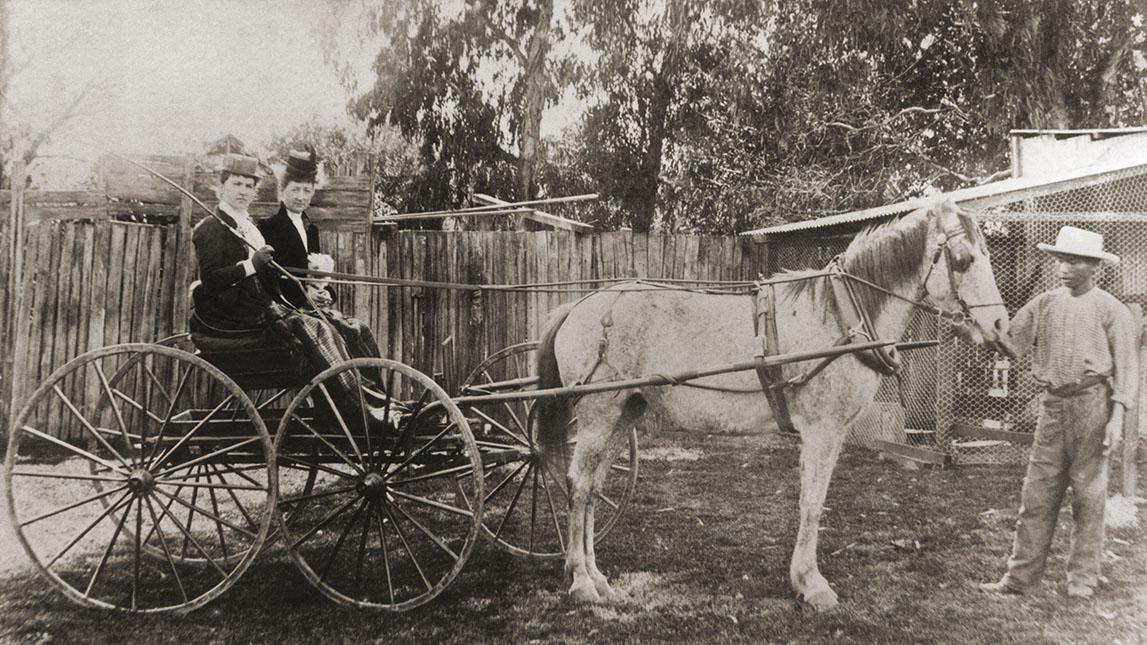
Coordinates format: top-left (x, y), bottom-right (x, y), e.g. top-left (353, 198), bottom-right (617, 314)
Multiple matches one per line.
top-left (778, 206), bottom-right (933, 318)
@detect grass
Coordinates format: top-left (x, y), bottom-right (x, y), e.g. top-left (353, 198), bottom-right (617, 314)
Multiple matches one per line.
top-left (1, 431), bottom-right (1144, 644)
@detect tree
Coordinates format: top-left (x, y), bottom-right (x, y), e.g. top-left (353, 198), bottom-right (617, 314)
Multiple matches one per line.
top-left (661, 0), bottom-right (1147, 231)
top-left (348, 0), bottom-right (560, 214)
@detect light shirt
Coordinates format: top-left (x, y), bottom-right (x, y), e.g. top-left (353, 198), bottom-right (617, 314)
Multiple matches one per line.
top-left (287, 210), bottom-right (308, 251)
top-left (218, 201), bottom-right (266, 276)
top-left (1009, 286), bottom-right (1139, 407)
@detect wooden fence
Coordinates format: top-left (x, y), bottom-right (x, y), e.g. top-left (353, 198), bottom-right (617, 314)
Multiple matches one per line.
top-left (0, 154), bottom-right (767, 439)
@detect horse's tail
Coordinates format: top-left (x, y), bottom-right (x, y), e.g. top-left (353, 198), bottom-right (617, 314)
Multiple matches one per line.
top-left (534, 302), bottom-right (576, 464)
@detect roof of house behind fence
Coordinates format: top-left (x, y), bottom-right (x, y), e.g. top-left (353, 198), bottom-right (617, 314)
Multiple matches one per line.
top-left (741, 155), bottom-right (1147, 238)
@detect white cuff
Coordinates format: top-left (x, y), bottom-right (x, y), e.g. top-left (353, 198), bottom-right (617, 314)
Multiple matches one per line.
top-left (241, 259), bottom-right (256, 277)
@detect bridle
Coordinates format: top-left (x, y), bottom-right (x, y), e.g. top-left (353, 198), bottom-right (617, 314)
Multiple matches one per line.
top-left (834, 224), bottom-right (1005, 327)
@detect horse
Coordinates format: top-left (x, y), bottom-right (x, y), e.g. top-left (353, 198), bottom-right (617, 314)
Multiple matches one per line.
top-left (533, 198), bottom-right (1013, 611)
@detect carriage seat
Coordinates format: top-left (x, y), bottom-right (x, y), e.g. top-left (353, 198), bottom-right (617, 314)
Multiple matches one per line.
top-left (190, 324), bottom-right (309, 390)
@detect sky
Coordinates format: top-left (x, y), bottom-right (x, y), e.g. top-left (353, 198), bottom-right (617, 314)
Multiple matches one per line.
top-left (8, 0), bottom-right (373, 159)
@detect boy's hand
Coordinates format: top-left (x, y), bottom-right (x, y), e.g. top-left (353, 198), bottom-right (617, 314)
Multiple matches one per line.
top-left (1103, 405), bottom-right (1125, 457)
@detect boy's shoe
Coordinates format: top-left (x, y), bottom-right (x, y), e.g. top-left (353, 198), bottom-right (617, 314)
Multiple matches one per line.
top-left (979, 580), bottom-right (1023, 596)
top-left (1066, 583), bottom-right (1094, 599)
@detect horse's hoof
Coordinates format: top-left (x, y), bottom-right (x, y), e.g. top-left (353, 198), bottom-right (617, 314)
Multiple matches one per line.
top-left (802, 588), bottom-right (839, 612)
top-left (570, 580), bottom-right (602, 604)
top-left (592, 579), bottom-right (616, 601)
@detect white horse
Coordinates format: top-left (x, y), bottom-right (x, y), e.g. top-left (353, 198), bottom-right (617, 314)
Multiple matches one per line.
top-left (533, 199), bottom-right (1012, 610)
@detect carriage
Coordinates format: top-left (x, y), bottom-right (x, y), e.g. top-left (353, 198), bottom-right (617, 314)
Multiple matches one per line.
top-left (2, 331), bottom-right (639, 613)
top-left (3, 196), bottom-right (1011, 614)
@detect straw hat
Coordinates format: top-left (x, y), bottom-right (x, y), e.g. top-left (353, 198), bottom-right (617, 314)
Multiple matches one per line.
top-left (1036, 226), bottom-right (1120, 265)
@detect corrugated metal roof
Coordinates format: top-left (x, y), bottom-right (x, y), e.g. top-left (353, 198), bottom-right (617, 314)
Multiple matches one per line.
top-left (740, 156), bottom-right (1147, 238)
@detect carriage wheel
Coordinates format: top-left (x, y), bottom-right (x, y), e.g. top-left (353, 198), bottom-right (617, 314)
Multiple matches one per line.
top-left (275, 358), bottom-right (483, 610)
top-left (3, 344), bottom-right (276, 613)
top-left (456, 341), bottom-right (639, 560)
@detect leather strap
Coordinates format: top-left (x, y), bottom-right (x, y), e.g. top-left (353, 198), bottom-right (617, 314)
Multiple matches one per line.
top-left (753, 284), bottom-right (799, 436)
top-left (828, 263), bottom-right (902, 376)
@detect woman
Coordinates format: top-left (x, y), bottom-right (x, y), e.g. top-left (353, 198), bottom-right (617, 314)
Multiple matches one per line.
top-left (257, 150), bottom-right (384, 366)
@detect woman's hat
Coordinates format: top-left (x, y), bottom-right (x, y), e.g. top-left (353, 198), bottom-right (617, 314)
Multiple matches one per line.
top-left (1036, 226), bottom-right (1120, 265)
top-left (284, 149), bottom-right (319, 183)
top-left (220, 153), bottom-right (261, 180)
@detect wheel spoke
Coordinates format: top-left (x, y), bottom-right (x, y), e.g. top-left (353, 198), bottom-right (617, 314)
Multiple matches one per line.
top-left (84, 491), bottom-right (134, 598)
top-left (279, 485), bottom-right (357, 506)
top-left (256, 388), bottom-right (292, 410)
top-left (289, 493), bottom-right (361, 550)
top-left (316, 383), bottom-right (366, 466)
top-left (10, 470), bottom-right (124, 483)
top-left (384, 422), bottom-right (457, 479)
top-left (492, 462), bottom-right (532, 541)
top-left (595, 490), bottom-right (620, 512)
top-left (20, 484), bottom-right (129, 527)
top-left (541, 468), bottom-right (566, 552)
top-left (149, 488), bottom-right (230, 578)
top-left (149, 393), bottom-right (236, 471)
top-left (143, 364), bottom-right (193, 466)
top-left (380, 503), bottom-right (432, 592)
top-left (140, 361), bottom-right (175, 407)
top-left (484, 460), bottom-right (529, 504)
top-left (143, 496), bottom-right (188, 604)
top-left (52, 386), bottom-right (133, 468)
top-left (205, 477), bottom-right (230, 560)
top-left (153, 436), bottom-right (260, 480)
top-left (44, 491), bottom-right (133, 569)
top-left (374, 505), bottom-right (395, 605)
top-left (132, 495), bottom-right (143, 611)
top-left (355, 370), bottom-right (374, 471)
top-left (152, 487), bottom-right (259, 539)
top-left (17, 425), bottom-right (127, 476)
top-left (388, 488), bottom-right (473, 518)
top-left (111, 389), bottom-right (168, 425)
top-left (289, 414), bottom-right (365, 474)
top-left (388, 462), bottom-right (475, 487)
top-left (204, 463), bottom-right (259, 530)
top-left (317, 499), bottom-right (368, 584)
top-left (390, 499), bottom-right (460, 562)
top-left (94, 363), bottom-right (131, 447)
top-left (154, 478), bottom-right (267, 492)
top-left (529, 462), bottom-right (540, 553)
top-left (354, 503), bottom-right (372, 596)
top-left (278, 455), bottom-right (358, 481)
top-left (467, 407), bottom-right (529, 447)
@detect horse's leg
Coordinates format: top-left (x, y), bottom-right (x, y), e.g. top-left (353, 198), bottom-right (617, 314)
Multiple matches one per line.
top-left (790, 423), bottom-right (847, 611)
top-left (564, 435), bottom-right (602, 603)
top-left (587, 456), bottom-right (614, 596)
top-left (564, 394), bottom-right (645, 603)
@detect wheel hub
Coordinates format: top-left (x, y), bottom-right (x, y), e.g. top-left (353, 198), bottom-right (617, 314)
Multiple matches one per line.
top-left (357, 471), bottom-right (387, 500)
top-left (127, 468), bottom-right (155, 495)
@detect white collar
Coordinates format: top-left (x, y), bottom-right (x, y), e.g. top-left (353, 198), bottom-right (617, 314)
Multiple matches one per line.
top-left (286, 210), bottom-right (305, 221)
top-left (218, 200), bottom-right (252, 223)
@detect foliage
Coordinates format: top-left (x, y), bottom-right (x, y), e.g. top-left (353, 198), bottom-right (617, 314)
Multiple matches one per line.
top-left (349, 0), bottom-right (560, 223)
top-left (662, 0), bottom-right (1147, 232)
top-left (347, 0), bottom-right (1147, 233)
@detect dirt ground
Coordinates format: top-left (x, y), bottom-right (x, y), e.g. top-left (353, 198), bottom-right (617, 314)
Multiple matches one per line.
top-left (1, 432), bottom-right (1145, 644)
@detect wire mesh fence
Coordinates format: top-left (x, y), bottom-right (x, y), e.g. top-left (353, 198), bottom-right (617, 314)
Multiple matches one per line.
top-left (767, 163), bottom-right (1147, 465)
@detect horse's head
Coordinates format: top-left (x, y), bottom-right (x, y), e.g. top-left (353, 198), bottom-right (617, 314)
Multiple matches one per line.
top-left (923, 199), bottom-right (1015, 357)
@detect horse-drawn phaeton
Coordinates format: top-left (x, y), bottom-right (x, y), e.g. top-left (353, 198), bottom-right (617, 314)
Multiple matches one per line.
top-left (3, 196), bottom-right (1011, 613)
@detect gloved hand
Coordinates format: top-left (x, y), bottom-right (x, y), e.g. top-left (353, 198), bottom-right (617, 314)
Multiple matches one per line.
top-left (252, 245), bottom-right (275, 270)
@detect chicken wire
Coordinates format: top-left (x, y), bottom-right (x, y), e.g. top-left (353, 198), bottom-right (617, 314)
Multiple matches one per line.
top-left (767, 162), bottom-right (1147, 464)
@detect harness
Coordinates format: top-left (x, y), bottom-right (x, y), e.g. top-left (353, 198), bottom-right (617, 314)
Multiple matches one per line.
top-left (566, 221), bottom-right (1005, 438)
top-left (751, 224), bottom-right (1004, 436)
